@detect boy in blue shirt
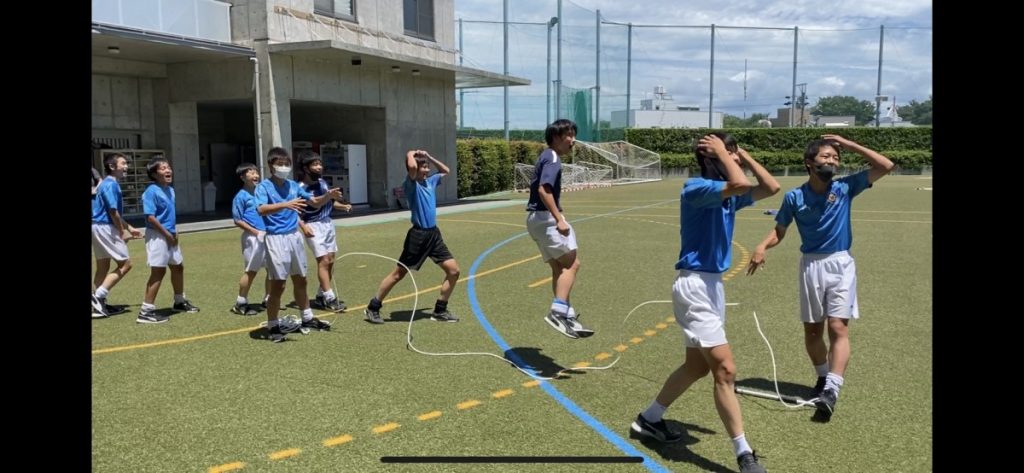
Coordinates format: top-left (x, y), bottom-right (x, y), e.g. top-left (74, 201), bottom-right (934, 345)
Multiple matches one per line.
top-left (363, 149), bottom-right (460, 324)
top-left (138, 157), bottom-right (200, 324)
top-left (92, 153), bottom-right (142, 318)
top-left (746, 134), bottom-right (894, 422)
top-left (230, 163), bottom-right (270, 316)
top-left (296, 150), bottom-right (352, 312)
top-left (256, 147), bottom-right (340, 342)
top-left (631, 133), bottom-right (778, 473)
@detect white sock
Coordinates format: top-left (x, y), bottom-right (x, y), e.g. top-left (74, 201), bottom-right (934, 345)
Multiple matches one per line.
top-left (323, 289), bottom-right (336, 301)
top-left (95, 286), bottom-right (110, 299)
top-left (641, 401), bottom-right (667, 423)
top-left (550, 299), bottom-right (569, 316)
top-left (732, 433), bottom-right (752, 456)
top-left (236, 296), bottom-right (248, 306)
top-left (825, 372), bottom-right (844, 394)
top-left (141, 302), bottom-right (156, 311)
top-left (567, 306), bottom-right (576, 318)
top-left (302, 308), bottom-right (314, 321)
top-left (174, 293), bottom-right (187, 304)
top-left (815, 362), bottom-right (829, 378)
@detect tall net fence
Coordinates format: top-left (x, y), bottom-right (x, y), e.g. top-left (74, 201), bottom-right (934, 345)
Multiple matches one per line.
top-left (513, 140), bottom-right (660, 192)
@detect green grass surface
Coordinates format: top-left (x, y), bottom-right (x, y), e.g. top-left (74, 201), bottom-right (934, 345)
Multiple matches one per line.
top-left (92, 175), bottom-right (932, 472)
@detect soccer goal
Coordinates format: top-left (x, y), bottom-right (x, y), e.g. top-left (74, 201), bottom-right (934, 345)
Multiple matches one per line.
top-left (512, 140), bottom-right (661, 192)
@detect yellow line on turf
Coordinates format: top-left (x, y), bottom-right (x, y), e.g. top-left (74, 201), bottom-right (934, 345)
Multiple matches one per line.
top-left (573, 362), bottom-right (591, 368)
top-left (644, 330), bottom-right (657, 337)
top-left (614, 344), bottom-right (628, 352)
top-left (268, 449), bottom-right (300, 460)
top-left (417, 411), bottom-right (443, 421)
top-left (322, 435), bottom-right (353, 447)
top-left (630, 337), bottom-right (644, 344)
top-left (528, 277), bottom-right (552, 288)
top-left (492, 389), bottom-right (514, 399)
top-left (595, 352), bottom-right (611, 360)
top-left (522, 380), bottom-right (542, 388)
top-left (208, 462), bottom-right (245, 473)
top-left (457, 400), bottom-right (482, 410)
top-left (372, 422), bottom-right (400, 434)
top-left (655, 323), bottom-right (668, 329)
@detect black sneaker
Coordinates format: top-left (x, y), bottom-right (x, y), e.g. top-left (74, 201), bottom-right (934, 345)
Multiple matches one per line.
top-left (737, 451), bottom-right (767, 473)
top-left (301, 317), bottom-right (332, 331)
top-left (812, 376), bottom-right (827, 397)
top-left (268, 325), bottom-right (287, 343)
top-left (326, 298), bottom-right (347, 312)
top-left (91, 294), bottom-right (108, 318)
top-left (101, 298), bottom-right (129, 315)
top-left (364, 308), bottom-right (384, 324)
top-left (814, 388), bottom-right (838, 422)
top-left (173, 300), bottom-right (200, 313)
top-left (310, 295), bottom-right (328, 310)
top-left (230, 303), bottom-right (259, 316)
top-left (565, 315), bottom-right (595, 337)
top-left (544, 312), bottom-right (580, 339)
top-left (431, 310), bottom-right (460, 323)
top-left (137, 308), bottom-right (169, 324)
top-left (629, 413), bottom-right (683, 443)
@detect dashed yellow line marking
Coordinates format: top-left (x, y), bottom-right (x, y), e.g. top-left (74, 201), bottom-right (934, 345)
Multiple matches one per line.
top-left (644, 330), bottom-right (657, 337)
top-left (492, 389), bottom-right (514, 399)
top-left (322, 434), bottom-right (353, 447)
top-left (372, 422), bottom-right (400, 434)
top-left (573, 361), bottom-right (591, 368)
top-left (208, 462), bottom-right (245, 473)
top-left (656, 323), bottom-right (669, 329)
top-left (457, 400), bottom-right (482, 410)
top-left (523, 380), bottom-right (542, 388)
top-left (417, 411), bottom-right (443, 421)
top-left (630, 337), bottom-right (644, 344)
top-left (595, 352), bottom-right (612, 360)
top-left (665, 316), bottom-right (675, 323)
top-left (614, 344), bottom-right (629, 352)
top-left (268, 448), bottom-right (300, 460)
top-left (528, 277), bottom-right (552, 288)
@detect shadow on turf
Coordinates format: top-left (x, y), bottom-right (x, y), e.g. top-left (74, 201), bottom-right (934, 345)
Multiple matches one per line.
top-left (386, 309), bottom-right (436, 323)
top-left (631, 420), bottom-right (732, 472)
top-left (735, 377), bottom-right (818, 402)
top-left (503, 347), bottom-right (587, 378)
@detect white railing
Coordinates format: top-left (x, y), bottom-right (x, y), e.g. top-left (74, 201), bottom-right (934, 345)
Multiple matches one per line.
top-left (92, 0), bottom-right (232, 43)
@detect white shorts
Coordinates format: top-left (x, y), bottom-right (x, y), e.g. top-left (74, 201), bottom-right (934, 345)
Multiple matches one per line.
top-left (92, 223), bottom-right (129, 261)
top-left (526, 211), bottom-right (578, 262)
top-left (145, 228), bottom-right (184, 267)
top-left (799, 251), bottom-right (859, 323)
top-left (672, 269), bottom-right (728, 348)
top-left (265, 231), bottom-right (308, 280)
top-left (303, 219), bottom-right (338, 258)
top-left (241, 232), bottom-right (267, 273)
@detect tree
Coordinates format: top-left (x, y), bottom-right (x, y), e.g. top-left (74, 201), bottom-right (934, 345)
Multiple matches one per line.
top-left (811, 96), bottom-right (876, 125)
top-left (723, 112), bottom-right (769, 128)
top-left (897, 96), bottom-right (932, 125)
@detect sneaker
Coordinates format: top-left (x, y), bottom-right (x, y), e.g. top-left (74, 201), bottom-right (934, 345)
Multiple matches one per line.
top-left (814, 388), bottom-right (838, 422)
top-left (301, 317), bottom-right (332, 331)
top-left (173, 300), bottom-right (200, 313)
top-left (326, 298), bottom-right (347, 312)
top-left (565, 315), bottom-right (595, 337)
top-left (276, 316), bottom-right (302, 333)
top-left (544, 312), bottom-right (580, 339)
top-left (137, 308), bottom-right (169, 324)
top-left (812, 376), bottom-right (827, 397)
top-left (737, 451), bottom-right (767, 473)
top-left (230, 303), bottom-right (259, 316)
top-left (268, 325), bottom-right (287, 343)
top-left (364, 308), bottom-right (384, 324)
top-left (310, 295), bottom-right (328, 310)
top-left (629, 413), bottom-right (683, 443)
top-left (431, 310), bottom-right (460, 323)
top-left (91, 294), bottom-right (108, 317)
top-left (259, 298), bottom-right (269, 309)
top-left (101, 299), bottom-right (129, 315)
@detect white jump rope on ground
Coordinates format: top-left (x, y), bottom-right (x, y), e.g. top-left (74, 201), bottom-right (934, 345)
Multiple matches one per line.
top-left (738, 310), bottom-right (817, 409)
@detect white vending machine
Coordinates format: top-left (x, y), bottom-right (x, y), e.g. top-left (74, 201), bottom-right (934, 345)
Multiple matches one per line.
top-left (319, 142), bottom-right (368, 206)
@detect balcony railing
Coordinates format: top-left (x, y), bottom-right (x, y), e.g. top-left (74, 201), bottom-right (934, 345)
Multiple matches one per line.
top-left (92, 0), bottom-right (232, 43)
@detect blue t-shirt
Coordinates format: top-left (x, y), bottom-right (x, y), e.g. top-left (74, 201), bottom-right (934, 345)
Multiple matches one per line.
top-left (231, 188), bottom-right (266, 231)
top-left (142, 184), bottom-right (176, 234)
top-left (92, 176), bottom-right (122, 224)
top-left (526, 148), bottom-right (562, 212)
top-left (301, 179), bottom-right (333, 223)
top-left (775, 170), bottom-right (871, 254)
top-left (403, 174), bottom-right (443, 228)
top-left (254, 179), bottom-right (313, 235)
top-left (675, 177), bottom-right (755, 273)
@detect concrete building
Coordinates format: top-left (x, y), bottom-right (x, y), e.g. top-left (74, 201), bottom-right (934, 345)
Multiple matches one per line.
top-left (610, 86), bottom-right (723, 129)
top-left (92, 0), bottom-right (528, 214)
top-left (770, 107), bottom-right (812, 128)
top-left (812, 115), bottom-right (856, 127)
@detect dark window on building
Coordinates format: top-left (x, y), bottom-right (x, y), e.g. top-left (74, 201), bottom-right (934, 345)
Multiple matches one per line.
top-left (314, 0), bottom-right (355, 22)
top-left (403, 0), bottom-right (434, 40)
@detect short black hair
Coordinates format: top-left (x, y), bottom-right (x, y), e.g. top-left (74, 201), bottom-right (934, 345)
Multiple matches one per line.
top-left (267, 147), bottom-right (291, 166)
top-left (146, 157), bottom-right (170, 181)
top-left (694, 132), bottom-right (737, 177)
top-left (236, 162), bottom-right (259, 179)
top-left (545, 119), bottom-right (578, 146)
top-left (103, 153), bottom-right (126, 175)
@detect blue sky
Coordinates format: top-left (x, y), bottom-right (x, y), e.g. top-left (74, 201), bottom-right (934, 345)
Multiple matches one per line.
top-left (453, 0), bottom-right (932, 129)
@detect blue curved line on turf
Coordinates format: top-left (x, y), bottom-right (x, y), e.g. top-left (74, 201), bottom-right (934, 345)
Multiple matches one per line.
top-left (468, 233), bottom-right (669, 473)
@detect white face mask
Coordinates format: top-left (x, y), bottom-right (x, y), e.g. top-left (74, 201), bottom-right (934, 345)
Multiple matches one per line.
top-left (272, 166), bottom-right (291, 179)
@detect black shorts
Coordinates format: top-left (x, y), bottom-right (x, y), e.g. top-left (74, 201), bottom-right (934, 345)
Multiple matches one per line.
top-left (398, 226), bottom-right (454, 270)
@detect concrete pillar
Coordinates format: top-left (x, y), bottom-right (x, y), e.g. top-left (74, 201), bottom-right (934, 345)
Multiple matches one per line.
top-left (168, 102), bottom-right (202, 213)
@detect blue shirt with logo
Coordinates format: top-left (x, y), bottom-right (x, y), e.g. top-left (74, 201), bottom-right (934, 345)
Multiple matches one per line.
top-left (92, 176), bottom-right (123, 224)
top-left (255, 179), bottom-right (313, 235)
top-left (403, 173), bottom-right (443, 228)
top-left (526, 148), bottom-right (562, 212)
top-left (142, 184), bottom-right (176, 234)
top-left (231, 188), bottom-right (266, 231)
top-left (675, 177), bottom-right (754, 273)
top-left (775, 170), bottom-right (871, 254)
top-left (301, 178), bottom-right (334, 223)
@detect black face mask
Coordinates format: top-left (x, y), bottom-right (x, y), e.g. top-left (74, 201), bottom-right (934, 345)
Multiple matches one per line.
top-left (810, 163), bottom-right (837, 182)
top-left (307, 170), bottom-right (323, 180)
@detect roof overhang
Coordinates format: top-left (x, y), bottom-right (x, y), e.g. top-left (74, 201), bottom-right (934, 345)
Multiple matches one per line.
top-left (92, 22), bottom-right (254, 64)
top-left (268, 40), bottom-right (529, 89)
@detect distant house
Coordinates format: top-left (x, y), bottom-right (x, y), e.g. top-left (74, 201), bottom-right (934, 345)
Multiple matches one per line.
top-left (812, 115), bottom-right (856, 127)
